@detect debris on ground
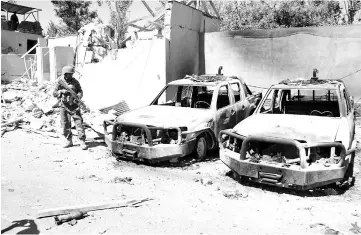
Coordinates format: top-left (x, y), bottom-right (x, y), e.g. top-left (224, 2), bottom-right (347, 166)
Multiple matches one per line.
top-left (222, 189), bottom-right (248, 199)
top-left (200, 178), bottom-right (213, 185)
top-left (37, 198), bottom-right (153, 218)
top-left (1, 78), bottom-right (114, 139)
top-left (350, 222), bottom-right (361, 234)
top-left (54, 211), bottom-right (87, 225)
top-left (109, 176), bottom-right (133, 184)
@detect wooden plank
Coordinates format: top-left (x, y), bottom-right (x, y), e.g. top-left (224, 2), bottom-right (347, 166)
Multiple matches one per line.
top-left (126, 10), bottom-right (165, 26)
top-left (209, 1), bottom-right (220, 18)
top-left (1, 117), bottom-right (25, 128)
top-left (141, 0), bottom-right (155, 17)
top-left (147, 20), bottom-right (164, 29)
top-left (186, 0), bottom-right (195, 6)
top-left (126, 15), bottom-right (152, 26)
top-left (37, 198), bottom-right (153, 218)
top-left (201, 0), bottom-right (209, 14)
top-left (129, 24), bottom-right (153, 32)
top-left (19, 127), bottom-right (59, 138)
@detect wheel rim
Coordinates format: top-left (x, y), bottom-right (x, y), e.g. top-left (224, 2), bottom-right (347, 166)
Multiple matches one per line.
top-left (197, 137), bottom-right (206, 158)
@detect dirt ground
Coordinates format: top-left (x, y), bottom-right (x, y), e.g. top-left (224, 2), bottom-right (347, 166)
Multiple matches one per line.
top-left (1, 117), bottom-right (361, 234)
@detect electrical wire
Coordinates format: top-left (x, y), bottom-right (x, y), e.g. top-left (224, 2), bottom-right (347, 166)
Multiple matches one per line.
top-left (336, 68), bottom-right (361, 80)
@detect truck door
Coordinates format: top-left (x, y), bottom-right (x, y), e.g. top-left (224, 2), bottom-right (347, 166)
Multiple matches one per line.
top-left (342, 88), bottom-right (355, 148)
top-left (213, 83), bottom-right (237, 138)
top-left (229, 81), bottom-right (250, 122)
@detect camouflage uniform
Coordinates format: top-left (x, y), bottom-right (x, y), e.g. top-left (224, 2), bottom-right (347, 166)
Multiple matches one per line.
top-left (53, 73), bottom-right (86, 145)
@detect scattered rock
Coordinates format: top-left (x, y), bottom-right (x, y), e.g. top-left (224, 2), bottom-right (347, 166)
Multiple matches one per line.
top-left (32, 107), bottom-right (43, 118)
top-left (3, 91), bottom-right (22, 101)
top-left (350, 222), bottom-right (361, 234)
top-left (22, 99), bottom-right (37, 112)
top-left (99, 229), bottom-right (108, 234)
top-left (68, 219), bottom-right (77, 226)
top-left (223, 190), bottom-right (248, 199)
top-left (29, 116), bottom-right (44, 130)
top-left (324, 228), bottom-right (340, 235)
top-left (110, 176), bottom-right (133, 184)
top-left (200, 178), bottom-right (213, 185)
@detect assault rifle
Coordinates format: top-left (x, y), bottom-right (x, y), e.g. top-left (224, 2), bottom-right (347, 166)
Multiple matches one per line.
top-left (58, 78), bottom-right (89, 112)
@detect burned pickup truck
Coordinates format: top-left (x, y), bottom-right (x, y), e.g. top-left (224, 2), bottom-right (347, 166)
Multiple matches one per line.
top-left (104, 74), bottom-right (261, 163)
top-left (220, 77), bottom-right (356, 190)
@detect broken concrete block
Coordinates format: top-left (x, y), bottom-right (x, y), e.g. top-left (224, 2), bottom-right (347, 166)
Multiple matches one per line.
top-left (38, 97), bottom-right (57, 113)
top-left (3, 91), bottom-right (22, 101)
top-left (200, 178), bottom-right (213, 185)
top-left (32, 107), bottom-right (43, 118)
top-left (23, 99), bottom-right (37, 112)
top-left (29, 116), bottom-right (44, 130)
top-left (223, 190), bottom-right (248, 199)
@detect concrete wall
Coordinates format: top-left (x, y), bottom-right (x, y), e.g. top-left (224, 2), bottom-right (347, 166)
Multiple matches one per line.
top-left (48, 35), bottom-right (78, 48)
top-left (1, 54), bottom-right (35, 81)
top-left (1, 30), bottom-right (42, 54)
top-left (36, 47), bottom-right (50, 83)
top-left (49, 46), bottom-right (74, 82)
top-left (165, 1), bottom-right (220, 98)
top-left (81, 38), bottom-right (166, 110)
top-left (202, 26), bottom-right (361, 100)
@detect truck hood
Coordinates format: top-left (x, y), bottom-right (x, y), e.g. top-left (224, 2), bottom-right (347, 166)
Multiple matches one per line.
top-left (233, 114), bottom-right (341, 143)
top-left (116, 105), bottom-right (212, 130)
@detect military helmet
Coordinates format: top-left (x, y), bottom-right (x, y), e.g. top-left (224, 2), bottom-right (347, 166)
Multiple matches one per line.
top-left (62, 65), bottom-right (74, 75)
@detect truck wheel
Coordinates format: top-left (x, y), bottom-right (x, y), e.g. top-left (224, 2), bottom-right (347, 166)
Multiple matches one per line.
top-left (195, 136), bottom-right (207, 160)
top-left (343, 152), bottom-right (355, 187)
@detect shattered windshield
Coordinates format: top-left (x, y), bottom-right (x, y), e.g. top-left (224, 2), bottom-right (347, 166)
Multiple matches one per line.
top-left (259, 88), bottom-right (340, 117)
top-left (153, 85), bottom-right (215, 109)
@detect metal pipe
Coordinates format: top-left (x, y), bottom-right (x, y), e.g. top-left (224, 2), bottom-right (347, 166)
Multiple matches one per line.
top-left (218, 130), bottom-right (245, 144)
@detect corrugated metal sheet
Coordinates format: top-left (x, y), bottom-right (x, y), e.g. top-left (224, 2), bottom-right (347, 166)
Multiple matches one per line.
top-left (99, 101), bottom-right (131, 116)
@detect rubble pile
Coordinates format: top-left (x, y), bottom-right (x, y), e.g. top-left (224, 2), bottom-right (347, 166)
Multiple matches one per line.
top-left (1, 78), bottom-right (58, 133)
top-left (1, 78), bottom-right (118, 138)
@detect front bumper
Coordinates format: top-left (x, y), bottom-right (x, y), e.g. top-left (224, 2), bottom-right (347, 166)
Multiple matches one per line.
top-left (219, 131), bottom-right (356, 190)
top-left (103, 120), bottom-right (196, 162)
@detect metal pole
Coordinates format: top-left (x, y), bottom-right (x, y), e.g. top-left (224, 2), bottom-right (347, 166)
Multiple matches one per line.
top-left (37, 11), bottom-right (39, 22)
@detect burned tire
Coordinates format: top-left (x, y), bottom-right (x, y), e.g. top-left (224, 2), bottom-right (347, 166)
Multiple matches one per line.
top-left (194, 135), bottom-right (207, 160)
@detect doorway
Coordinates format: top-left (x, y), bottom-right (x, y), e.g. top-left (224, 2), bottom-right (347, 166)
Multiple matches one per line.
top-left (27, 39), bottom-right (37, 54)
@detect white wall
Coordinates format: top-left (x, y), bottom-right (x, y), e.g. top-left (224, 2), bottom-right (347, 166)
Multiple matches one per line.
top-left (81, 38), bottom-right (166, 110)
top-left (1, 30), bottom-right (43, 54)
top-left (48, 35), bottom-right (78, 48)
top-left (49, 46), bottom-right (74, 82)
top-left (36, 47), bottom-right (50, 83)
top-left (1, 54), bottom-right (35, 81)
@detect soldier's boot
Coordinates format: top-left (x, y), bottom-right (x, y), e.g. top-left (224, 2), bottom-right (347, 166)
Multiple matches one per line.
top-left (79, 139), bottom-right (88, 150)
top-left (63, 137), bottom-right (73, 148)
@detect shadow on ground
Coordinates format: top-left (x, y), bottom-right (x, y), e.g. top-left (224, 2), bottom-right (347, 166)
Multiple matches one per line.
top-left (1, 219), bottom-right (39, 234)
top-left (86, 140), bottom-right (106, 149)
top-left (110, 149), bottom-right (220, 169)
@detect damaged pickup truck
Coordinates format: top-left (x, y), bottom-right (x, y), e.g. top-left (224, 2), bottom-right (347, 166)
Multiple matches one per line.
top-left (104, 74), bottom-right (261, 163)
top-left (220, 76), bottom-right (356, 190)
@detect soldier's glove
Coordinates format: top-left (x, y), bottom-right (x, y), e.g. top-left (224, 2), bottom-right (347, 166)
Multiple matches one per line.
top-left (58, 89), bottom-right (69, 96)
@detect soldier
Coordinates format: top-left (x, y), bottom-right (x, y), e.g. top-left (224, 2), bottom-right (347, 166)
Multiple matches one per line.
top-left (10, 12), bottom-right (19, 31)
top-left (53, 66), bottom-right (87, 150)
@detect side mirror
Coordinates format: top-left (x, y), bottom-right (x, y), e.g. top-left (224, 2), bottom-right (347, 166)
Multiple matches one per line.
top-left (350, 96), bottom-right (354, 107)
